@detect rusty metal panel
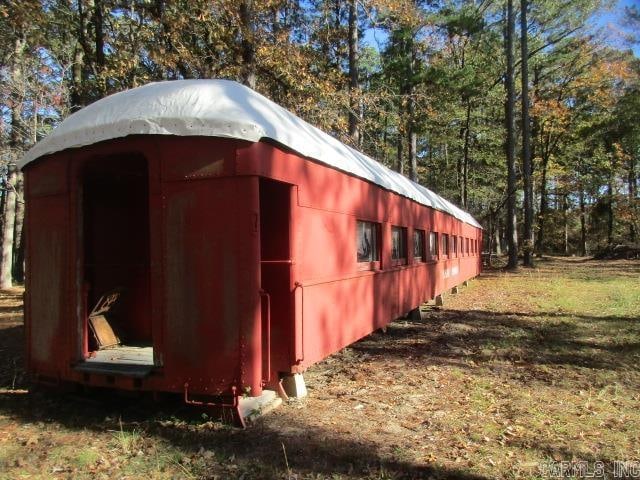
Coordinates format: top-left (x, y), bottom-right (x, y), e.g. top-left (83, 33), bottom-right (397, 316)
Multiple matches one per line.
top-left (24, 155), bottom-right (68, 197)
top-left (161, 175), bottom-right (261, 396)
top-left (26, 194), bottom-right (68, 371)
top-left (236, 141), bottom-right (483, 372)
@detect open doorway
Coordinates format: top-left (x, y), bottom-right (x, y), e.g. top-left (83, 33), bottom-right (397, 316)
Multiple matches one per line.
top-left (79, 155), bottom-right (153, 375)
top-left (259, 179), bottom-right (293, 380)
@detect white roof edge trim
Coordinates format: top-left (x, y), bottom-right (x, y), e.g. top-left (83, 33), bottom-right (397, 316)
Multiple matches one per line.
top-left (20, 79), bottom-right (482, 229)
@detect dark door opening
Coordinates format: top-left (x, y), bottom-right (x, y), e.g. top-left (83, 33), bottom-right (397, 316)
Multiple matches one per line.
top-left (259, 179), bottom-right (293, 381)
top-left (79, 155), bottom-right (153, 372)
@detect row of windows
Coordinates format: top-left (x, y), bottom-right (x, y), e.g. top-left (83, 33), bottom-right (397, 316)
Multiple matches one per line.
top-left (357, 220), bottom-right (479, 267)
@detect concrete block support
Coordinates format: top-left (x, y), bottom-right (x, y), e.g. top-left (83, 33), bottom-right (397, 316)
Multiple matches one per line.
top-left (238, 390), bottom-right (282, 422)
top-left (281, 373), bottom-right (307, 398)
top-left (451, 286), bottom-right (459, 294)
top-left (435, 294), bottom-right (444, 306)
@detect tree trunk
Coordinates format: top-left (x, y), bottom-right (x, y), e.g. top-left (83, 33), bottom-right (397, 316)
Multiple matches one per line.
top-left (1, 35), bottom-right (25, 289)
top-left (457, 140), bottom-right (463, 204)
top-left (607, 179), bottom-right (614, 245)
top-left (505, 0), bottom-right (518, 269)
top-left (407, 87), bottom-right (417, 182)
top-left (579, 188), bottom-right (587, 256)
top-left (94, 0), bottom-right (105, 92)
top-left (563, 193), bottom-right (569, 255)
top-left (520, 0), bottom-right (534, 267)
top-left (530, 65), bottom-right (541, 253)
top-left (536, 155), bottom-right (549, 256)
top-left (487, 214), bottom-right (494, 264)
top-left (443, 143), bottom-right (449, 193)
top-left (629, 154), bottom-right (637, 243)
top-left (239, 0), bottom-right (257, 89)
top-left (347, 0), bottom-right (359, 144)
top-left (1, 165), bottom-right (17, 289)
top-left (72, 0), bottom-right (93, 110)
top-left (396, 133), bottom-right (404, 175)
top-left (462, 100), bottom-right (471, 209)
top-left (12, 172), bottom-right (24, 283)
top-left (408, 126), bottom-right (417, 182)
top-left (0, 176), bottom-right (6, 230)
top-left (71, 44), bottom-right (84, 111)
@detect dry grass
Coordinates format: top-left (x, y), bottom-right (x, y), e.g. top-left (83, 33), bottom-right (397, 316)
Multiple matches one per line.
top-left (0, 257), bottom-right (638, 479)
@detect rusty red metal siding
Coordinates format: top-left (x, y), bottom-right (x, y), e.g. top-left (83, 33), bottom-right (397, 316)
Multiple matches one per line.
top-left (25, 177), bottom-right (69, 375)
top-left (24, 135), bottom-right (482, 398)
top-left (161, 176), bottom-right (261, 395)
top-left (236, 141), bottom-right (482, 368)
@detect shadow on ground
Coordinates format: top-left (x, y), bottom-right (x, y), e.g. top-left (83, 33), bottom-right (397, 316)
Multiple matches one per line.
top-left (0, 388), bottom-right (489, 480)
top-left (352, 307), bottom-right (639, 375)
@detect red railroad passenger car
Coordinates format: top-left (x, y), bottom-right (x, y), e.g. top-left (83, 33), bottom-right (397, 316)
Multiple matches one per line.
top-left (20, 80), bottom-right (482, 423)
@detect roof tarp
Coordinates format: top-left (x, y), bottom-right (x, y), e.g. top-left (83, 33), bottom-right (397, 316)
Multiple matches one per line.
top-left (20, 79), bottom-right (481, 228)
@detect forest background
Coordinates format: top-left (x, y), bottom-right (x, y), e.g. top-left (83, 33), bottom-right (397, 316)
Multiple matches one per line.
top-left (0, 0), bottom-right (638, 286)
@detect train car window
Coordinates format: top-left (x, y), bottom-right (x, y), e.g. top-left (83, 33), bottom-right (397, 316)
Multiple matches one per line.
top-left (466, 238), bottom-right (470, 255)
top-left (452, 236), bottom-right (458, 257)
top-left (413, 229), bottom-right (425, 262)
top-left (391, 226), bottom-right (407, 265)
top-left (429, 232), bottom-right (438, 260)
top-left (357, 220), bottom-right (380, 266)
top-left (441, 234), bottom-right (449, 257)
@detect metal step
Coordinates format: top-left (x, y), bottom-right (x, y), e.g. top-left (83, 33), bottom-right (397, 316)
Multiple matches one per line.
top-left (74, 361), bottom-right (154, 378)
top-left (74, 345), bottom-right (155, 377)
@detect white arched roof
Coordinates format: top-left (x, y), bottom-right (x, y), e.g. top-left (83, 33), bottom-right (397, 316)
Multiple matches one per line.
top-left (20, 79), bottom-right (481, 228)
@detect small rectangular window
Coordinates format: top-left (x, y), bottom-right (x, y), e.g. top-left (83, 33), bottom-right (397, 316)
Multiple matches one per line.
top-left (429, 232), bottom-right (438, 259)
top-left (413, 229), bottom-right (425, 261)
top-left (357, 220), bottom-right (380, 265)
top-left (452, 236), bottom-right (458, 256)
top-left (442, 233), bottom-right (449, 257)
top-left (391, 226), bottom-right (407, 265)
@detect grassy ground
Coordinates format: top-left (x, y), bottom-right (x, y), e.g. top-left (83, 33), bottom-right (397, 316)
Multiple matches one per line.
top-left (0, 257), bottom-right (638, 479)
